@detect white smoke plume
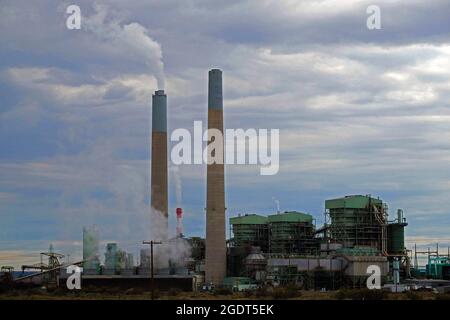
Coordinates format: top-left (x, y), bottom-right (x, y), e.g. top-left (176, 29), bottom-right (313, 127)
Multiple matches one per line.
top-left (148, 207), bottom-right (191, 270)
top-left (170, 166), bottom-right (183, 207)
top-left (83, 3), bottom-right (165, 89)
top-left (149, 207), bottom-right (168, 242)
top-left (272, 197), bottom-right (280, 213)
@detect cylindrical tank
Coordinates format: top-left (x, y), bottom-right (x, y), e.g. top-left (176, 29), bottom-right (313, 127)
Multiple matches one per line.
top-left (104, 243), bottom-right (118, 272)
top-left (82, 225), bottom-right (100, 272)
top-left (244, 247), bottom-right (267, 280)
top-left (388, 224), bottom-right (405, 255)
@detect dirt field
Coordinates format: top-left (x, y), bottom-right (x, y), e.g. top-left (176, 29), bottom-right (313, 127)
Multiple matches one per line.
top-left (0, 288), bottom-right (448, 300)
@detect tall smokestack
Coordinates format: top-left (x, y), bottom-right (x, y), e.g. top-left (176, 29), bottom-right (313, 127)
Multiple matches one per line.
top-left (151, 90), bottom-right (168, 240)
top-left (176, 207), bottom-right (183, 237)
top-left (205, 69), bottom-right (226, 284)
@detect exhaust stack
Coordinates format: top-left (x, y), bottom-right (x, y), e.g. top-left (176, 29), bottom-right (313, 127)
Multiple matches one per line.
top-left (205, 69), bottom-right (226, 284)
top-left (151, 90), bottom-right (168, 240)
top-left (176, 207), bottom-right (183, 237)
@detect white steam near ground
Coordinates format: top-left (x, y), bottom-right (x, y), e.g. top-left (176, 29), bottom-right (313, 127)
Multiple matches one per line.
top-left (170, 166), bottom-right (183, 207)
top-left (148, 207), bottom-right (191, 270)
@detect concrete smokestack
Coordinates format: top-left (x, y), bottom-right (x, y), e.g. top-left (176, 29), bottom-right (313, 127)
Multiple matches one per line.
top-left (205, 69), bottom-right (226, 284)
top-left (151, 90), bottom-right (168, 240)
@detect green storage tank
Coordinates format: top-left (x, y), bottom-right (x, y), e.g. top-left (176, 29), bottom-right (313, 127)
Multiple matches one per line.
top-left (268, 211), bottom-right (316, 255)
top-left (387, 223), bottom-right (406, 255)
top-left (230, 214), bottom-right (268, 251)
top-left (387, 209), bottom-right (407, 255)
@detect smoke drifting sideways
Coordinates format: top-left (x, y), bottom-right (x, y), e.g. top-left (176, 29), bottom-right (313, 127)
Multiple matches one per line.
top-left (83, 3), bottom-right (165, 89)
top-left (149, 207), bottom-right (191, 270)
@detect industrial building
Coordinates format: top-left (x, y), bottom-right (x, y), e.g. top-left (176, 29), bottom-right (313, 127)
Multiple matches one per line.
top-left (56, 235), bottom-right (202, 292)
top-left (229, 214), bottom-right (269, 252)
top-left (268, 211), bottom-right (318, 256)
top-left (325, 195), bottom-right (388, 251)
top-left (229, 211), bottom-right (318, 256)
top-left (226, 195), bottom-right (411, 289)
top-left (411, 244), bottom-right (450, 280)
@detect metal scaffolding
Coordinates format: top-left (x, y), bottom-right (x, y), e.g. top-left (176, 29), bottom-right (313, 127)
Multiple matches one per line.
top-left (325, 195), bottom-right (388, 254)
top-left (230, 214), bottom-right (269, 252)
top-left (268, 217), bottom-right (318, 255)
top-left (230, 212), bottom-right (319, 256)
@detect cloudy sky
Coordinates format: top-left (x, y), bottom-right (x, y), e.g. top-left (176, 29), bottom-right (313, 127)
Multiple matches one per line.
top-left (1, 0), bottom-right (450, 268)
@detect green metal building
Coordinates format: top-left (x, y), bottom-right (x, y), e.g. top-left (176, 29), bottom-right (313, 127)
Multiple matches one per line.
top-left (229, 214), bottom-right (269, 252)
top-left (325, 195), bottom-right (387, 253)
top-left (229, 211), bottom-right (318, 256)
top-left (426, 256), bottom-right (450, 280)
top-left (268, 211), bottom-right (317, 255)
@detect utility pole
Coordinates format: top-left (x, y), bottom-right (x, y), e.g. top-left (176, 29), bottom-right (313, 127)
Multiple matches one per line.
top-left (143, 240), bottom-right (162, 300)
top-left (414, 243), bottom-right (418, 269)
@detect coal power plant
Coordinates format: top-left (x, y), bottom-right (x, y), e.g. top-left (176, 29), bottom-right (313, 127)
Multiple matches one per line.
top-left (4, 69), bottom-right (450, 296)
